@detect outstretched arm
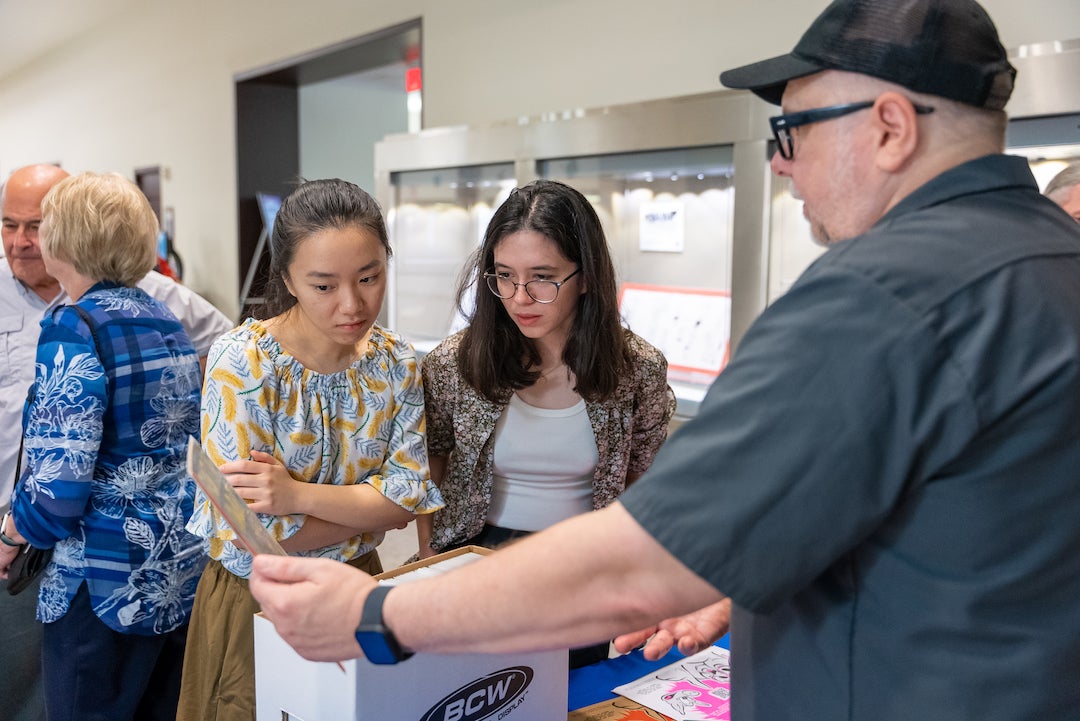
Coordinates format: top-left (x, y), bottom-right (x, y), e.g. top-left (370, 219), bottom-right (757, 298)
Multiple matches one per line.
top-left (251, 501), bottom-right (724, 662)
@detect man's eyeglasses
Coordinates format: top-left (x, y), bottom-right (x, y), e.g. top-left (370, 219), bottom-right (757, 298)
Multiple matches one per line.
top-left (483, 268), bottom-right (581, 303)
top-left (770, 100), bottom-right (935, 160)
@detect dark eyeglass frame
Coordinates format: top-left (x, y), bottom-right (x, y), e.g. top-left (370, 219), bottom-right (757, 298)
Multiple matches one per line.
top-left (769, 100), bottom-right (935, 160)
top-left (483, 267), bottom-right (581, 303)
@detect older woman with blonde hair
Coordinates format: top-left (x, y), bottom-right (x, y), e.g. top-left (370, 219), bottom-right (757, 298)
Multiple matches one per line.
top-left (0, 172), bottom-right (205, 721)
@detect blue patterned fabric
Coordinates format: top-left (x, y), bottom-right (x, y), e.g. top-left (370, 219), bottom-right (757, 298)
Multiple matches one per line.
top-left (11, 283), bottom-right (207, 636)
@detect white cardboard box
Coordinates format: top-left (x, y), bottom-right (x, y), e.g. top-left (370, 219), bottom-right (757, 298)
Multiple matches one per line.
top-left (254, 547), bottom-right (569, 721)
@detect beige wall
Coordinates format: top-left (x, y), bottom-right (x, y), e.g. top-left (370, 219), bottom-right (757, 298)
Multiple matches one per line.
top-left (0, 0), bottom-right (1076, 316)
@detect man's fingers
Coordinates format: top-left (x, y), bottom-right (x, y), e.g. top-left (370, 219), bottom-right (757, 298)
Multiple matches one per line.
top-left (676, 631), bottom-right (708, 656)
top-left (613, 626), bottom-right (656, 654)
top-left (252, 553), bottom-right (314, 585)
top-left (641, 629), bottom-right (676, 660)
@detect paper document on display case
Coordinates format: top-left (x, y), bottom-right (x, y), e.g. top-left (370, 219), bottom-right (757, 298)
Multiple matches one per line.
top-left (185, 437), bottom-right (287, 557)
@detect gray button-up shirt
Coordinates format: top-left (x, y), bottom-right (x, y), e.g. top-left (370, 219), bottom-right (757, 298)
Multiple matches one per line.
top-left (0, 257), bottom-right (57, 509)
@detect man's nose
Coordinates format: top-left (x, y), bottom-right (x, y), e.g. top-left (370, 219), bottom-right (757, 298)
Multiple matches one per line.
top-left (770, 150), bottom-right (792, 177)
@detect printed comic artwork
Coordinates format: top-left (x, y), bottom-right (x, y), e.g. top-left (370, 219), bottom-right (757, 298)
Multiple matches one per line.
top-left (613, 646), bottom-right (731, 721)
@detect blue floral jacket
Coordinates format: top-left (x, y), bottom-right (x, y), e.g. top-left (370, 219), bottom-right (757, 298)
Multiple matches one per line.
top-left (11, 284), bottom-right (206, 635)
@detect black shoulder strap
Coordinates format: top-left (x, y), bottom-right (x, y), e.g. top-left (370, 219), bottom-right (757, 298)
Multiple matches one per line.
top-left (66, 305), bottom-right (105, 358)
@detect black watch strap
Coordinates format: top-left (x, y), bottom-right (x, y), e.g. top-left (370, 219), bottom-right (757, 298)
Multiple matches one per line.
top-left (356, 584), bottom-right (414, 664)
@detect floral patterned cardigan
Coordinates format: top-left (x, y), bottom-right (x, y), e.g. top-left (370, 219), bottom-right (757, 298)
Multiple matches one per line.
top-left (422, 329), bottom-right (677, 551)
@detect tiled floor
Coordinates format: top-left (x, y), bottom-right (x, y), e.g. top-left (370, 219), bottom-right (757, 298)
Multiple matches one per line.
top-left (379, 525), bottom-right (420, 569)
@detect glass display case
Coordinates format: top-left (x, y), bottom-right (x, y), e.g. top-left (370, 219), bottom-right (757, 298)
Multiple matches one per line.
top-left (377, 92), bottom-right (770, 419)
top-left (539, 147), bottom-right (735, 391)
top-left (375, 38), bottom-right (1078, 418)
top-left (387, 163), bottom-right (517, 350)
top-left (539, 147), bottom-right (734, 292)
top-left (1006, 112), bottom-right (1080, 190)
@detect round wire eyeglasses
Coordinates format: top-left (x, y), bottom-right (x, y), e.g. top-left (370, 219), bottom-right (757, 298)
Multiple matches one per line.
top-left (483, 268), bottom-right (581, 303)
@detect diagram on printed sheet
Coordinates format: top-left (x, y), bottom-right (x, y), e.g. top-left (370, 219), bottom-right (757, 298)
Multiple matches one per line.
top-left (618, 284), bottom-right (731, 383)
top-left (612, 646), bottom-right (731, 720)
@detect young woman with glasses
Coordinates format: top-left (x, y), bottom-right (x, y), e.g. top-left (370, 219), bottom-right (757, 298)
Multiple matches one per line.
top-left (417, 180), bottom-right (675, 666)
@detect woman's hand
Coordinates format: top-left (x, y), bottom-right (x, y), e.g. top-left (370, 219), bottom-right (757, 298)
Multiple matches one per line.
top-left (221, 450), bottom-right (304, 516)
top-left (0, 541), bottom-right (20, 578)
top-left (0, 514), bottom-right (26, 578)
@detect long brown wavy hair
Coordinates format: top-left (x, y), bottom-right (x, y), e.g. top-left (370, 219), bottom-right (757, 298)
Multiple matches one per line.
top-left (455, 180), bottom-right (629, 402)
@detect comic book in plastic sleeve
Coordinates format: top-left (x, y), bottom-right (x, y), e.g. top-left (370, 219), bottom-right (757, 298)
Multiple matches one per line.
top-left (186, 436), bottom-right (287, 556)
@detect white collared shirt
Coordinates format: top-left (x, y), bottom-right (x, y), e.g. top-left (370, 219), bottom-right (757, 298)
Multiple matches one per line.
top-left (0, 258), bottom-right (59, 509)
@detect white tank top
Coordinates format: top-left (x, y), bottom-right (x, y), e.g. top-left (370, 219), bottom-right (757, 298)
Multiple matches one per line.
top-left (486, 393), bottom-right (599, 531)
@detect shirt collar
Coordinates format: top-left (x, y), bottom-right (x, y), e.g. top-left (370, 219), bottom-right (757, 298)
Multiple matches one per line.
top-left (0, 257), bottom-right (63, 312)
top-left (876, 154), bottom-right (1037, 228)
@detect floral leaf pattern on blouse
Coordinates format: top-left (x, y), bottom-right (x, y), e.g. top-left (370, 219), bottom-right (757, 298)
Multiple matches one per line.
top-left (187, 319), bottom-right (444, 578)
top-left (91, 288), bottom-right (150, 316)
top-left (92, 456), bottom-right (180, 518)
top-left (94, 505), bottom-right (205, 634)
top-left (141, 355), bottom-right (201, 449)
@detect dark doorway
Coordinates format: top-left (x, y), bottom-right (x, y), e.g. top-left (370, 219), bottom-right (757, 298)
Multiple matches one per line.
top-left (234, 19), bottom-right (421, 318)
top-left (134, 166), bottom-right (162, 221)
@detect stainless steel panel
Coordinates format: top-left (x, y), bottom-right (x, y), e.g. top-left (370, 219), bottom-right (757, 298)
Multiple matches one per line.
top-left (1007, 39), bottom-right (1080, 120)
top-left (375, 39), bottom-right (1079, 414)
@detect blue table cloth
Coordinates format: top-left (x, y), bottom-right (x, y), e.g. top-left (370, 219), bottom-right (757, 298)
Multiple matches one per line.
top-left (568, 635), bottom-right (731, 711)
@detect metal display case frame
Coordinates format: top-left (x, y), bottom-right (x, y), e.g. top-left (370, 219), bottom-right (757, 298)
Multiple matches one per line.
top-left (374, 39), bottom-right (1080, 415)
top-left (375, 90), bottom-right (774, 360)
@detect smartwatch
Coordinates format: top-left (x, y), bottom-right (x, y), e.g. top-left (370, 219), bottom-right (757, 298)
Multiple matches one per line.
top-left (355, 584), bottom-right (413, 665)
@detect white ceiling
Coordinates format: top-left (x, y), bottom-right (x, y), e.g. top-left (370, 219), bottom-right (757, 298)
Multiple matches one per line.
top-left (0, 0), bottom-right (135, 81)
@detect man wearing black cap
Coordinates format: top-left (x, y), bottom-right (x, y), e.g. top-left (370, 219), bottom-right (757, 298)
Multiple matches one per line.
top-left (247, 1), bottom-right (1080, 719)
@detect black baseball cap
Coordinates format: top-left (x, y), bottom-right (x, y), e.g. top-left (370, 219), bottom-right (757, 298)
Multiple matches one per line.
top-left (719, 0), bottom-right (1016, 109)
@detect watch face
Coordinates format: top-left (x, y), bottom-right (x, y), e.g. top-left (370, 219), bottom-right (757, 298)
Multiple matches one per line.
top-left (356, 629), bottom-right (403, 665)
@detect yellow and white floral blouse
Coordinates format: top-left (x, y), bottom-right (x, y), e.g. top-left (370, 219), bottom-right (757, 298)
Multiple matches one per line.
top-left (187, 318), bottom-right (443, 578)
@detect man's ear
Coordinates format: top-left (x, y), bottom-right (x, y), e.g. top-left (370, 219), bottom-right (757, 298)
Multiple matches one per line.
top-left (871, 92), bottom-right (921, 173)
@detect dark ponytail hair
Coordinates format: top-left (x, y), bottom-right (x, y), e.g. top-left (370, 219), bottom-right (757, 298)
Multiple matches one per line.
top-left (260, 178), bottom-right (391, 318)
